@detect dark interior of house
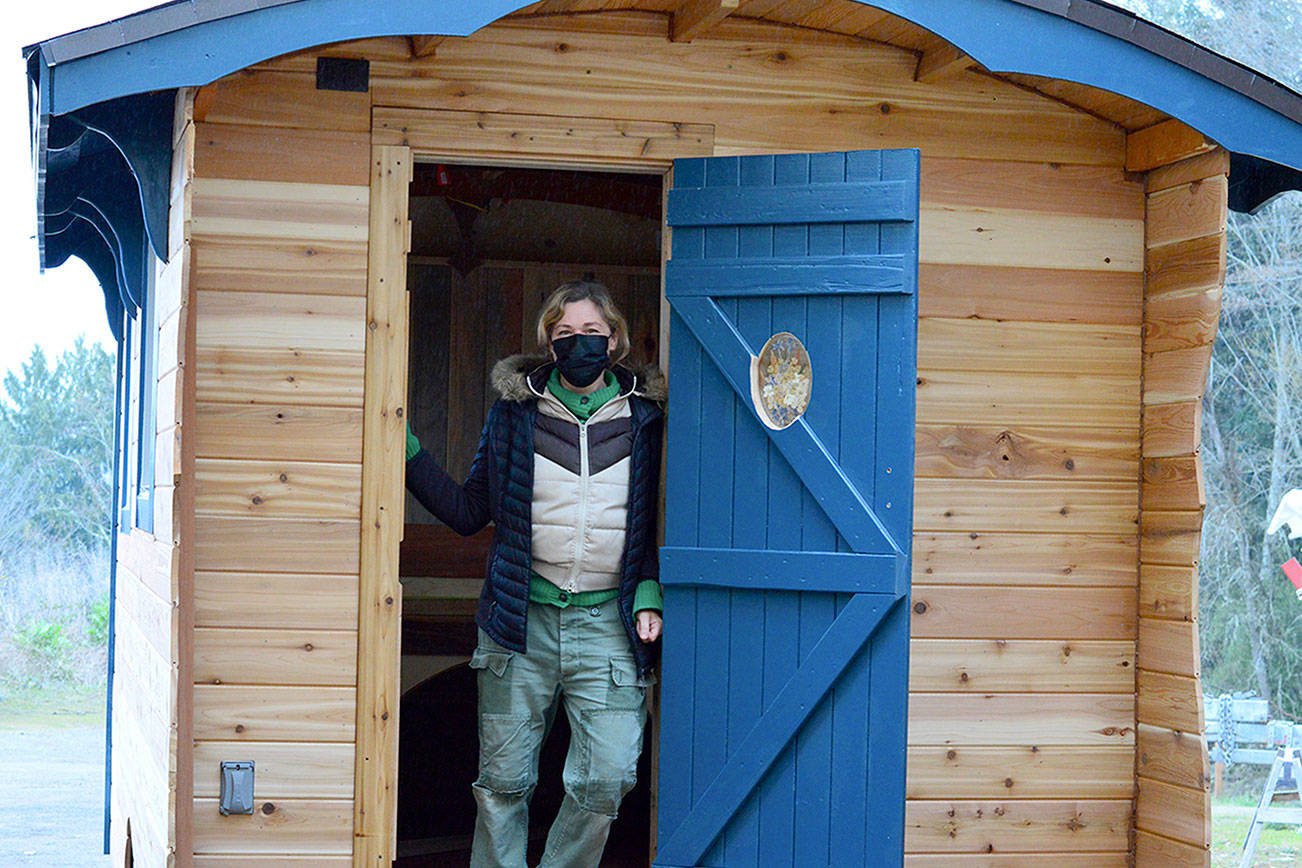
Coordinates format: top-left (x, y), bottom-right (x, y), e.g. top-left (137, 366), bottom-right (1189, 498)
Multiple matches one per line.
top-left (395, 162), bottom-right (664, 867)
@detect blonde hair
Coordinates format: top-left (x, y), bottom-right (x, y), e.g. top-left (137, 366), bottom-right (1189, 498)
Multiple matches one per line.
top-left (535, 281), bottom-right (631, 364)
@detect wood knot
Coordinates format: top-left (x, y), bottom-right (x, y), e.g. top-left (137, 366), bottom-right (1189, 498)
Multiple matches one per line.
top-left (946, 750), bottom-right (957, 760)
top-left (879, 102), bottom-right (891, 114)
top-left (554, 42), bottom-right (570, 53)
top-left (1059, 506), bottom-right (1069, 515)
top-left (1003, 778), bottom-right (1014, 788)
top-left (385, 596), bottom-right (395, 606)
top-left (303, 643), bottom-right (314, 652)
top-left (381, 711), bottom-right (390, 721)
top-left (913, 601), bottom-right (928, 615)
top-left (235, 724), bottom-right (245, 733)
top-left (304, 248), bottom-right (315, 257)
top-left (772, 51), bottom-right (789, 62)
top-left (1064, 458), bottom-right (1075, 470)
top-left (279, 473), bottom-right (288, 483)
top-left (250, 495), bottom-right (263, 505)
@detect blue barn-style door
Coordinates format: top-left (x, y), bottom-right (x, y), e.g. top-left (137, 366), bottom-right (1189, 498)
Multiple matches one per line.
top-left (656, 149), bottom-right (919, 868)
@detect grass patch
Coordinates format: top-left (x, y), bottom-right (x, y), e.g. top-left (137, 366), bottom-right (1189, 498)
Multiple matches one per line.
top-left (1214, 795), bottom-right (1302, 867)
top-left (0, 682), bottom-right (105, 729)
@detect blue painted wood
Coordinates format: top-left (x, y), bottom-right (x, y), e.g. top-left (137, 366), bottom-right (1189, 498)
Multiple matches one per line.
top-left (665, 256), bottom-right (913, 296)
top-left (668, 294), bottom-right (901, 557)
top-left (657, 149), bottom-right (918, 868)
top-left (659, 547), bottom-right (904, 594)
top-left (667, 179), bottom-right (914, 226)
top-left (656, 594), bottom-right (896, 866)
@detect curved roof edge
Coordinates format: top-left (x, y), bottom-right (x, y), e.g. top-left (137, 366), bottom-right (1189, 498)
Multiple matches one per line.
top-left (23, 1), bottom-right (1302, 228)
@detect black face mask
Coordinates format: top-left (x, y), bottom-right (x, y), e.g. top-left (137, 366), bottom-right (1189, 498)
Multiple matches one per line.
top-left (551, 333), bottom-right (610, 388)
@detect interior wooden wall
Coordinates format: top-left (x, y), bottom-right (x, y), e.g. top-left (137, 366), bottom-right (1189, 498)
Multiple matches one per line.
top-left (186, 60), bottom-right (372, 865)
top-left (1131, 143), bottom-right (1227, 867)
top-left (407, 260), bottom-right (660, 502)
top-left (169, 9), bottom-right (1184, 863)
top-left (109, 89), bottom-right (195, 868)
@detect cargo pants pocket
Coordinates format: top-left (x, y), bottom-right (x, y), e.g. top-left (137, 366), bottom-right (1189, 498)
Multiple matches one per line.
top-left (469, 647), bottom-right (543, 794)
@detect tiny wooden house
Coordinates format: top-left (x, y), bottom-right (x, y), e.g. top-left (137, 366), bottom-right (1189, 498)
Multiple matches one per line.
top-left (23, 1), bottom-right (1302, 866)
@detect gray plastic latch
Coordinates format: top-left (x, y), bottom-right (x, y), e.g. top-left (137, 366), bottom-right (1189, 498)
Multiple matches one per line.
top-left (219, 761), bottom-right (255, 815)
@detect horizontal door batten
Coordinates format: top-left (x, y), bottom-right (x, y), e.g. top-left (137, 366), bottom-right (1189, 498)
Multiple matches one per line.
top-left (661, 546), bottom-right (906, 595)
top-left (666, 256), bottom-right (913, 296)
top-left (668, 180), bottom-right (916, 226)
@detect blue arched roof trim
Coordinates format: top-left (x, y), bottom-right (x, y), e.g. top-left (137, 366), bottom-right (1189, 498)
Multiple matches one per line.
top-left (23, 0), bottom-right (1302, 344)
top-left (24, 0), bottom-right (1302, 179)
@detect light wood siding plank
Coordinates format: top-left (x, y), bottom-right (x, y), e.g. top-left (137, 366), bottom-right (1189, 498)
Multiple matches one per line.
top-left (1136, 723), bottom-right (1212, 791)
top-left (1135, 777), bottom-right (1211, 849)
top-left (195, 458), bottom-right (362, 519)
top-left (910, 586), bottom-right (1136, 640)
top-left (193, 236), bottom-right (368, 297)
top-left (917, 319), bottom-right (1140, 376)
top-left (193, 741), bottom-right (355, 799)
top-left (192, 798), bottom-right (353, 855)
top-left (907, 746), bottom-right (1134, 799)
top-left (194, 348), bottom-right (366, 408)
top-left (912, 532), bottom-right (1137, 588)
top-left (1136, 669), bottom-right (1203, 734)
top-left (905, 799), bottom-right (1131, 853)
top-left (192, 685), bottom-right (356, 742)
top-left (918, 264), bottom-right (1142, 325)
top-left (194, 627), bottom-right (358, 686)
top-left (195, 291), bottom-right (366, 353)
top-left (1139, 563), bottom-right (1198, 622)
top-left (1138, 620), bottom-right (1200, 679)
top-left (194, 517), bottom-right (360, 574)
top-left (195, 122), bottom-right (371, 185)
top-left (193, 572), bottom-right (359, 631)
top-left (195, 404), bottom-right (364, 463)
top-left (910, 639), bottom-right (1134, 693)
top-left (908, 694), bottom-right (1135, 746)
top-left (913, 480), bottom-right (1138, 535)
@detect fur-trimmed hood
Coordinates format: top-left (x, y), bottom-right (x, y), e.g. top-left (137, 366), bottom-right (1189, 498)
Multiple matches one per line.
top-left (490, 354), bottom-right (667, 404)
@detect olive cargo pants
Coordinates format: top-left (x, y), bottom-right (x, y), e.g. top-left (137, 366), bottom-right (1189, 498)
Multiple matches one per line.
top-left (468, 601), bottom-right (652, 868)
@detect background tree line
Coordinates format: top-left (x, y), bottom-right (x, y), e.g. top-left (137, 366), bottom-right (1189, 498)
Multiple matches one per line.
top-left (0, 338), bottom-right (114, 690)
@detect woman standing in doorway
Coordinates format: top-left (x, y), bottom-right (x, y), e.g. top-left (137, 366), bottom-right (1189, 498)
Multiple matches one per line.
top-left (404, 281), bottom-right (665, 868)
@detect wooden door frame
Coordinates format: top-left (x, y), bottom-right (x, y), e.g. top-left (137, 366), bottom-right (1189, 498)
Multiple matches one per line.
top-left (356, 106), bottom-right (712, 867)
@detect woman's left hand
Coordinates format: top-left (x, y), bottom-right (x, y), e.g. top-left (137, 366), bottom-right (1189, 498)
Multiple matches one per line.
top-left (636, 610), bottom-right (662, 643)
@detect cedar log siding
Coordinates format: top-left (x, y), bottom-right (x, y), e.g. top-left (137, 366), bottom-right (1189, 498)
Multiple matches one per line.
top-left (177, 10), bottom-right (1173, 864)
top-left (109, 89), bottom-right (195, 868)
top-left (188, 67), bottom-right (369, 865)
top-left (1132, 144), bottom-right (1227, 866)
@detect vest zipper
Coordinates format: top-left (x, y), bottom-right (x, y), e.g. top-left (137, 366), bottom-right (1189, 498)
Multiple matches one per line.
top-left (567, 419), bottom-right (591, 592)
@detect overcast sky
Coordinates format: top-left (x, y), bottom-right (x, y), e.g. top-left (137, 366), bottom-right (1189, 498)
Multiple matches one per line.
top-left (2, 3), bottom-right (151, 377)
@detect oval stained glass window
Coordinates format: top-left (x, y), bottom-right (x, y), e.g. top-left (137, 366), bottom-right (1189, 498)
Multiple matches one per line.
top-left (749, 331), bottom-right (812, 430)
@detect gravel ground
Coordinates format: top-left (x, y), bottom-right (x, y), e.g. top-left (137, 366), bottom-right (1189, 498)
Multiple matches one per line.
top-left (0, 723), bottom-right (113, 867)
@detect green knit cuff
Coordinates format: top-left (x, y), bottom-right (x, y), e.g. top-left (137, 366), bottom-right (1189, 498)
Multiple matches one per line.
top-left (633, 580), bottom-right (663, 614)
top-left (405, 422), bottom-right (420, 461)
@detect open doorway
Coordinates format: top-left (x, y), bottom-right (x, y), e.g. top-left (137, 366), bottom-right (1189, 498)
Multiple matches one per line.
top-left (394, 161), bottom-right (664, 867)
